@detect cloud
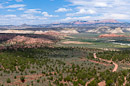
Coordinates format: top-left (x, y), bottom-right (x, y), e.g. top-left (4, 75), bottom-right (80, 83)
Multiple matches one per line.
top-left (0, 4), bottom-right (3, 9)
top-left (101, 13), bottom-right (130, 19)
top-left (0, 14), bottom-right (48, 25)
top-left (6, 4), bottom-right (26, 8)
top-left (17, 7), bottom-right (24, 10)
top-left (55, 8), bottom-right (72, 12)
top-left (7, 9), bottom-right (16, 12)
top-left (1, 0), bottom-right (130, 25)
top-left (94, 2), bottom-right (108, 7)
top-left (42, 12), bottom-right (58, 17)
top-left (15, 0), bottom-right (23, 2)
top-left (4, 15), bottom-right (17, 18)
top-left (67, 8), bottom-right (96, 16)
top-left (21, 14), bottom-right (47, 20)
top-left (67, 0), bottom-right (112, 7)
top-left (66, 0), bottom-right (130, 20)
top-left (24, 9), bottom-right (41, 14)
top-left (61, 16), bottom-right (90, 22)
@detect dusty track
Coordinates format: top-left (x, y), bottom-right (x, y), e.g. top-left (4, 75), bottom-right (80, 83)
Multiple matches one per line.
top-left (123, 77), bottom-right (127, 86)
top-left (89, 60), bottom-right (112, 66)
top-left (85, 78), bottom-right (94, 86)
top-left (93, 53), bottom-right (118, 72)
top-left (112, 62), bottom-right (118, 72)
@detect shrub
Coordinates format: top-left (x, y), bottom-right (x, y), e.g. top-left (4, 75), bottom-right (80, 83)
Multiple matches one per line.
top-left (7, 78), bottom-right (11, 83)
top-left (37, 79), bottom-right (40, 83)
top-left (20, 76), bottom-right (25, 83)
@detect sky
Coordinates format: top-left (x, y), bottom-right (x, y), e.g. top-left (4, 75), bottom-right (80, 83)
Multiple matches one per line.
top-left (0, 0), bottom-right (130, 25)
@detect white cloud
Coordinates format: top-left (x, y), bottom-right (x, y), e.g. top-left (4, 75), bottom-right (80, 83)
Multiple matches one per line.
top-left (6, 4), bottom-right (26, 8)
top-left (21, 14), bottom-right (47, 20)
top-left (55, 8), bottom-right (72, 12)
top-left (67, 8), bottom-right (96, 16)
top-left (7, 9), bottom-right (16, 12)
top-left (61, 16), bottom-right (90, 22)
top-left (24, 9), bottom-right (41, 14)
top-left (94, 2), bottom-right (108, 7)
top-left (87, 9), bottom-right (96, 14)
top-left (42, 12), bottom-right (53, 17)
top-left (17, 7), bottom-right (24, 10)
top-left (66, 0), bottom-right (130, 20)
top-left (0, 14), bottom-right (48, 25)
top-left (4, 15), bottom-right (17, 18)
top-left (42, 12), bottom-right (58, 17)
top-left (15, 0), bottom-right (23, 2)
top-left (101, 13), bottom-right (130, 19)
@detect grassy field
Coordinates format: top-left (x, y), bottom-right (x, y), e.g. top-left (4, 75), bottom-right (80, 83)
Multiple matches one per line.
top-left (57, 33), bottom-right (130, 49)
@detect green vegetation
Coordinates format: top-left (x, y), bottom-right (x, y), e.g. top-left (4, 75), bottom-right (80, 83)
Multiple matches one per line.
top-left (20, 76), bottom-right (25, 83)
top-left (58, 33), bottom-right (130, 49)
top-left (0, 46), bottom-right (130, 86)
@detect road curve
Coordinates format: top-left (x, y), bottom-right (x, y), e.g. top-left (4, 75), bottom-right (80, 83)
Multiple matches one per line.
top-left (93, 53), bottom-right (97, 59)
top-left (93, 53), bottom-right (118, 72)
top-left (85, 78), bottom-right (94, 86)
top-left (112, 62), bottom-right (118, 72)
top-left (123, 77), bottom-right (127, 86)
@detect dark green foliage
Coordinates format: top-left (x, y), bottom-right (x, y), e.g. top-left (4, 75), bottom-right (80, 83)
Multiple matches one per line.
top-left (20, 76), bottom-right (25, 83)
top-left (37, 79), bottom-right (40, 83)
top-left (6, 78), bottom-right (11, 83)
top-left (0, 47), bottom-right (130, 86)
top-left (88, 80), bottom-right (98, 86)
top-left (97, 50), bottom-right (130, 62)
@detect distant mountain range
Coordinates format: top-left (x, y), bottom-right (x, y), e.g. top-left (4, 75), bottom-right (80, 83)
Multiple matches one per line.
top-left (0, 19), bottom-right (130, 29)
top-left (69, 19), bottom-right (121, 24)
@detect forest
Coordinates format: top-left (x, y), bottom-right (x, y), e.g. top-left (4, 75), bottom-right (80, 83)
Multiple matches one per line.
top-left (0, 47), bottom-right (130, 86)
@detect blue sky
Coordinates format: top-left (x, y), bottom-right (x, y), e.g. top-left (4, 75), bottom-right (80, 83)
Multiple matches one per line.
top-left (0, 0), bottom-right (130, 25)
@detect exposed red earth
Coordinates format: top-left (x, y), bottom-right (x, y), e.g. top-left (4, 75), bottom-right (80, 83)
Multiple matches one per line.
top-left (6, 35), bottom-right (53, 45)
top-left (88, 60), bottom-right (112, 66)
top-left (6, 72), bottom-right (57, 86)
top-left (43, 31), bottom-right (62, 36)
top-left (99, 34), bottom-right (126, 38)
top-left (98, 81), bottom-right (106, 86)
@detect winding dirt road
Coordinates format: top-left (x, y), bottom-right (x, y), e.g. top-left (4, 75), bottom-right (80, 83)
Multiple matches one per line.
top-left (123, 77), bottom-right (127, 86)
top-left (85, 78), bottom-right (94, 86)
top-left (112, 62), bottom-right (118, 72)
top-left (93, 53), bottom-right (118, 72)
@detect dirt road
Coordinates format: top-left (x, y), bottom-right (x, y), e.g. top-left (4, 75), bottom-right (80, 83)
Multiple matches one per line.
top-left (94, 53), bottom-right (118, 72)
top-left (85, 78), bottom-right (94, 86)
top-left (123, 77), bottom-right (127, 86)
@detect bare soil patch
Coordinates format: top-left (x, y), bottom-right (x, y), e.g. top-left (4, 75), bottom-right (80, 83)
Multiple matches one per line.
top-left (62, 41), bottom-right (92, 44)
top-left (98, 81), bottom-right (106, 86)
